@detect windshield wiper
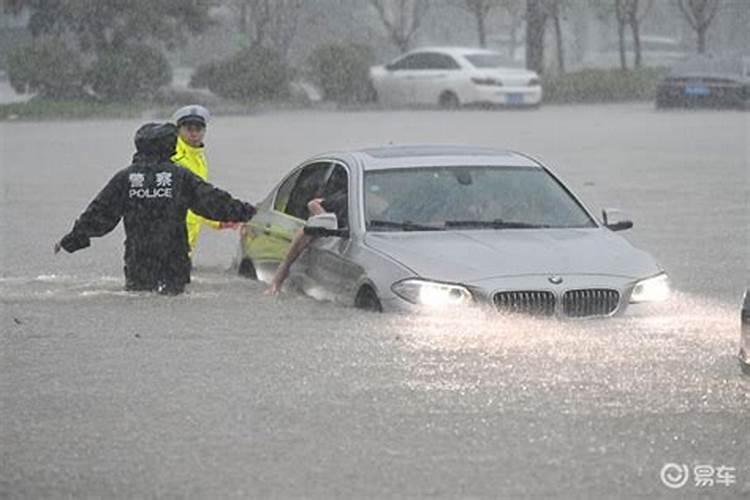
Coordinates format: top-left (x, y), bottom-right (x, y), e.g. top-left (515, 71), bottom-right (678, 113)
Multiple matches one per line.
top-left (444, 219), bottom-right (550, 229)
top-left (368, 219), bottom-right (445, 231)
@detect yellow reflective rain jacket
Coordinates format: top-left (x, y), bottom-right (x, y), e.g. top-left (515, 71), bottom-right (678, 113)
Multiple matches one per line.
top-left (171, 135), bottom-right (221, 253)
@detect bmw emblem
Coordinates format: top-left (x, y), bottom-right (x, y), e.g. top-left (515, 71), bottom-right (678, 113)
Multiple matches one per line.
top-left (548, 275), bottom-right (563, 285)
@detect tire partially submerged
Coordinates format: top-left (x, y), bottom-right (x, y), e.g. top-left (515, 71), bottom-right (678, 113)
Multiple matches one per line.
top-left (355, 286), bottom-right (383, 312)
top-left (238, 258), bottom-right (257, 280)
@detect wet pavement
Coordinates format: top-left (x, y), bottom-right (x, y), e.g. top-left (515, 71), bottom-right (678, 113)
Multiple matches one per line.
top-left (1, 104), bottom-right (748, 498)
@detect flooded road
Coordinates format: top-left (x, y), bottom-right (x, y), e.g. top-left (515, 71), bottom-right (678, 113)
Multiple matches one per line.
top-left (1, 105), bottom-right (748, 498)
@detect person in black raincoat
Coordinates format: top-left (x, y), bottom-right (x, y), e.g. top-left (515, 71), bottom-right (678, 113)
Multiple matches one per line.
top-left (54, 122), bottom-right (256, 295)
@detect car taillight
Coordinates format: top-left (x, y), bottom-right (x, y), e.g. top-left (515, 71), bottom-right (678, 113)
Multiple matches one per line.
top-left (471, 77), bottom-right (501, 86)
top-left (529, 78), bottom-right (541, 86)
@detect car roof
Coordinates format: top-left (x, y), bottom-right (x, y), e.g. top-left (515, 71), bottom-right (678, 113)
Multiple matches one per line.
top-left (322, 145), bottom-right (542, 170)
top-left (406, 46), bottom-right (501, 57)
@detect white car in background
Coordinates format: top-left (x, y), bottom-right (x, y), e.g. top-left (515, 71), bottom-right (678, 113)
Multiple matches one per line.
top-left (370, 47), bottom-right (542, 108)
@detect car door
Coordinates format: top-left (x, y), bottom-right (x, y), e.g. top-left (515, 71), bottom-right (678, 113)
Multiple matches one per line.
top-left (303, 163), bottom-right (363, 304)
top-left (408, 52), bottom-right (461, 105)
top-left (246, 161), bottom-right (331, 276)
top-left (379, 53), bottom-right (425, 105)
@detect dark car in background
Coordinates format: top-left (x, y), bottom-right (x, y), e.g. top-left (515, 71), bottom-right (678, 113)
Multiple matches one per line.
top-left (656, 54), bottom-right (750, 109)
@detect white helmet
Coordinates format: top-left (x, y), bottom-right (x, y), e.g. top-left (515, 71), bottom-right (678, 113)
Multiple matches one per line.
top-left (172, 104), bottom-right (210, 127)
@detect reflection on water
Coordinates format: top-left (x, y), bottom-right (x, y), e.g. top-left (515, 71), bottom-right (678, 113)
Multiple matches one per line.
top-left (3, 270), bottom-right (745, 419)
top-left (372, 291), bottom-right (746, 415)
top-left (0, 271), bottom-right (261, 300)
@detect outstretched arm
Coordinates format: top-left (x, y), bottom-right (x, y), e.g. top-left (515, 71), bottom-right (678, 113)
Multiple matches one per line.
top-left (185, 171), bottom-right (256, 223)
top-left (56, 172), bottom-right (125, 253)
top-left (265, 230), bottom-right (313, 295)
top-left (265, 198), bottom-right (328, 295)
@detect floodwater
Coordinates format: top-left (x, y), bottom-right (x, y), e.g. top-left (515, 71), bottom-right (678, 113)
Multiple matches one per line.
top-left (1, 105), bottom-right (748, 498)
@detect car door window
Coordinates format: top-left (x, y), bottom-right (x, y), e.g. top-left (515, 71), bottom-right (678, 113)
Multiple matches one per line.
top-left (389, 53), bottom-right (428, 71)
top-left (421, 53), bottom-right (460, 70)
top-left (279, 162), bottom-right (331, 220)
top-left (273, 170), bottom-right (301, 214)
top-left (390, 52), bottom-right (461, 71)
top-left (320, 164), bottom-right (349, 229)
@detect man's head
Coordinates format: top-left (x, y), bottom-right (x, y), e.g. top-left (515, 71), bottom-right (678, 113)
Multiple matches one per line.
top-left (172, 104), bottom-right (210, 147)
top-left (134, 123), bottom-right (178, 159)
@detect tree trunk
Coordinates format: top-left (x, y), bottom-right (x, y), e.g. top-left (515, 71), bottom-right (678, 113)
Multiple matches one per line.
top-left (630, 16), bottom-right (642, 68)
top-left (617, 20), bottom-right (627, 71)
top-left (476, 10), bottom-right (487, 48)
top-left (525, 0), bottom-right (546, 75)
top-left (677, 0), bottom-right (721, 55)
top-left (697, 26), bottom-right (706, 53)
top-left (553, 12), bottom-right (564, 74)
top-left (394, 34), bottom-right (409, 53)
top-left (509, 22), bottom-right (519, 60)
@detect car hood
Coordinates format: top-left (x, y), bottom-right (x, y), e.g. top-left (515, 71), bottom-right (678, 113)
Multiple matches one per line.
top-left (363, 228), bottom-right (660, 284)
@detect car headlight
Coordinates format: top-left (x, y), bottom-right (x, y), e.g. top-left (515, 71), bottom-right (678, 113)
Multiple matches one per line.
top-left (391, 279), bottom-right (473, 307)
top-left (630, 273), bottom-right (670, 303)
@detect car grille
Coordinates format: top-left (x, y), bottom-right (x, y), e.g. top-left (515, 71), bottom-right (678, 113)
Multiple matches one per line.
top-left (492, 289), bottom-right (621, 318)
top-left (562, 289), bottom-right (620, 317)
top-left (493, 291), bottom-right (556, 316)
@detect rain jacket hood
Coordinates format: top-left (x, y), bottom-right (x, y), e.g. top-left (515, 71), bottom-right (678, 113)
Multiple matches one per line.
top-left (134, 123), bottom-right (178, 160)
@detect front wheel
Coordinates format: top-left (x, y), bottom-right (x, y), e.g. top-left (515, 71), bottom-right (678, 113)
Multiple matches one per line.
top-left (238, 258), bottom-right (257, 280)
top-left (439, 91), bottom-right (460, 109)
top-left (355, 286), bottom-right (383, 312)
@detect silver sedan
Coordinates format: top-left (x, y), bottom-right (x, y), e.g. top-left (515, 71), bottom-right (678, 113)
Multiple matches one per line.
top-left (238, 146), bottom-right (670, 317)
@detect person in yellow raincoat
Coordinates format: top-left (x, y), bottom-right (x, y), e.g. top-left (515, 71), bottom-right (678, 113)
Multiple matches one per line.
top-left (171, 105), bottom-right (238, 255)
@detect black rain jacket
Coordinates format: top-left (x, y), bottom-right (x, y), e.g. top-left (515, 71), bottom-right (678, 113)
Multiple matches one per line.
top-left (60, 152), bottom-right (255, 294)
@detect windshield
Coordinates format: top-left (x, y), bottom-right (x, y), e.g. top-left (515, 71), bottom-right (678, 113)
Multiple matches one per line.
top-left (464, 53), bottom-right (519, 69)
top-left (364, 166), bottom-right (596, 231)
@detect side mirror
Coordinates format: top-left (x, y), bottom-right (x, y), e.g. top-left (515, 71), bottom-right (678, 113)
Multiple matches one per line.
top-left (385, 63), bottom-right (396, 71)
top-left (304, 213), bottom-right (348, 237)
top-left (602, 208), bottom-right (634, 231)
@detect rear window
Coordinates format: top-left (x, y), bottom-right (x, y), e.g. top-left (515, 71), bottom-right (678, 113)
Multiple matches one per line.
top-left (464, 53), bottom-right (519, 69)
top-left (671, 56), bottom-right (744, 76)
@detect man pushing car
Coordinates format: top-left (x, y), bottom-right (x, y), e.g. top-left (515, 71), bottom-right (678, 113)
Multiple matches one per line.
top-left (54, 122), bottom-right (256, 295)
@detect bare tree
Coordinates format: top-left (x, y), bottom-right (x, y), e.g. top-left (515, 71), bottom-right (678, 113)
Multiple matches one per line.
top-left (596, 0), bottom-right (653, 70)
top-left (542, 0), bottom-right (565, 74)
top-left (627, 0), bottom-right (653, 68)
top-left (676, 0), bottom-right (721, 53)
top-left (500, 0), bottom-right (525, 60)
top-left (525, 0), bottom-right (547, 74)
top-left (525, 0), bottom-right (567, 75)
top-left (235, 0), bottom-right (304, 57)
top-left (614, 0), bottom-right (630, 70)
top-left (453, 0), bottom-right (500, 47)
top-left (368, 0), bottom-right (430, 53)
